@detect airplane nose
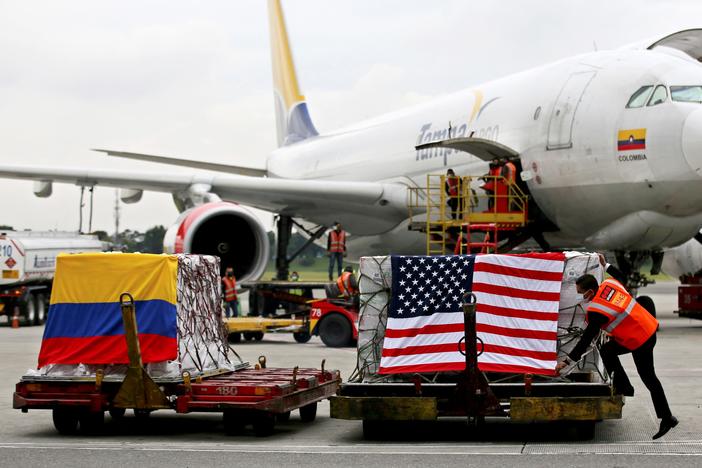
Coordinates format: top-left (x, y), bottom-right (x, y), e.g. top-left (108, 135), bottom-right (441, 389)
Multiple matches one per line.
top-left (682, 109), bottom-right (702, 175)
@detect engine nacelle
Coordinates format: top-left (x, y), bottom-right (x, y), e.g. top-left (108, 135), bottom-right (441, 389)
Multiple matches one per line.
top-left (163, 201), bottom-right (269, 282)
top-left (662, 234), bottom-right (702, 279)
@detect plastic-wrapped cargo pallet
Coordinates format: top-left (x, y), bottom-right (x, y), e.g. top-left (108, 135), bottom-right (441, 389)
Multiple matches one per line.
top-left (26, 253), bottom-right (239, 380)
top-left (352, 252), bottom-right (606, 383)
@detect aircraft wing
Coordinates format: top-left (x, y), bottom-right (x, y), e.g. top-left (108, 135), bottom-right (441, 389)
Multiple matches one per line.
top-left (93, 149), bottom-right (268, 177)
top-left (0, 164), bottom-right (409, 235)
top-left (416, 137), bottom-right (519, 161)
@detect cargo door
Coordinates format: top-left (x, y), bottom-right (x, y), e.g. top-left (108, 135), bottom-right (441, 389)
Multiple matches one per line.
top-left (547, 70), bottom-right (596, 150)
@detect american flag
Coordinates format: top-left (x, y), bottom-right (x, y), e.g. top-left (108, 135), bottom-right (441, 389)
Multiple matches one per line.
top-left (378, 252), bottom-right (565, 375)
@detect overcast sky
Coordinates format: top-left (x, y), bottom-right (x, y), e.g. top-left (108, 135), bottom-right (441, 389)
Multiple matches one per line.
top-left (1, 0), bottom-right (702, 234)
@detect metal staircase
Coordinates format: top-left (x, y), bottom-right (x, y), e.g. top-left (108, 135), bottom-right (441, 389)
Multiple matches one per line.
top-left (408, 173), bottom-right (529, 255)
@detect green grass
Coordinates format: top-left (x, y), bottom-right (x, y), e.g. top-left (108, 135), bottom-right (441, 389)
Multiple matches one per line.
top-left (262, 257), bottom-right (353, 281)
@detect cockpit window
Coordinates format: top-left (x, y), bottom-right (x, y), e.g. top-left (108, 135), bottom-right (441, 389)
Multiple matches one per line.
top-left (626, 86), bottom-right (654, 108)
top-left (647, 85), bottom-right (668, 106)
top-left (671, 86), bottom-right (702, 103)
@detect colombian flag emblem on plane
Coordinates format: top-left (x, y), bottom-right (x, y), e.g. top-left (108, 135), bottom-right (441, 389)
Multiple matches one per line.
top-left (618, 128), bottom-right (646, 151)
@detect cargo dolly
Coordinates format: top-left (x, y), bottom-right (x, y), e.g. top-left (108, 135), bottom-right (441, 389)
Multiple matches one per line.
top-left (13, 294), bottom-right (340, 437)
top-left (331, 293), bottom-right (623, 439)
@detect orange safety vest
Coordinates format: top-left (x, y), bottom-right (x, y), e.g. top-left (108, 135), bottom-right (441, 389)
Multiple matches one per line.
top-left (446, 176), bottom-right (460, 196)
top-left (336, 271), bottom-right (358, 297)
top-left (481, 166), bottom-right (502, 192)
top-left (586, 278), bottom-right (658, 350)
top-left (222, 276), bottom-right (237, 302)
top-left (502, 161), bottom-right (517, 185)
top-left (329, 230), bottom-right (346, 253)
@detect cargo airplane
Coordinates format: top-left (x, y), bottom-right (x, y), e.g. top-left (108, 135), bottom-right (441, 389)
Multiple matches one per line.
top-left (2, 0), bottom-right (702, 288)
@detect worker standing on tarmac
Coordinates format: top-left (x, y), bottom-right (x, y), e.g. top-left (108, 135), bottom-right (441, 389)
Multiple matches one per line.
top-left (327, 222), bottom-right (347, 281)
top-left (221, 267), bottom-right (239, 318)
top-left (336, 266), bottom-right (359, 308)
top-left (445, 168), bottom-right (462, 219)
top-left (556, 262), bottom-right (677, 439)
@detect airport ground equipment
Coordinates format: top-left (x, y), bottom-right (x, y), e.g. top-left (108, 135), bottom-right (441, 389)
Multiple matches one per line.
top-left (235, 279), bottom-right (359, 347)
top-left (0, 231), bottom-right (103, 325)
top-left (676, 273), bottom-right (702, 319)
top-left (331, 292), bottom-right (622, 439)
top-left (225, 316), bottom-right (309, 343)
top-left (408, 173), bottom-right (529, 255)
top-left (308, 298), bottom-right (359, 348)
top-left (13, 290), bottom-right (340, 437)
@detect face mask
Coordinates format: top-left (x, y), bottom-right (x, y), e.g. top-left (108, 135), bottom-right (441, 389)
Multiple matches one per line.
top-left (227, 272), bottom-right (233, 277)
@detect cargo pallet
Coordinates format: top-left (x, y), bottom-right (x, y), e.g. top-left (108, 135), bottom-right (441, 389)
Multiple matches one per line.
top-left (13, 294), bottom-right (340, 437)
top-left (331, 294), bottom-right (623, 439)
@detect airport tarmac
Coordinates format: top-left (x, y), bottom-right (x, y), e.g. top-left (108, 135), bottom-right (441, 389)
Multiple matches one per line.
top-left (1, 281), bottom-right (701, 467)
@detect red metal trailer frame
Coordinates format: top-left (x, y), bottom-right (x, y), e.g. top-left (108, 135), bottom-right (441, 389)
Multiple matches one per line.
top-left (13, 294), bottom-right (340, 437)
top-left (14, 364), bottom-right (340, 436)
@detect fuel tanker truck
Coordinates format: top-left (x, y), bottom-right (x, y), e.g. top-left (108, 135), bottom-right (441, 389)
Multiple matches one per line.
top-left (0, 231), bottom-right (104, 325)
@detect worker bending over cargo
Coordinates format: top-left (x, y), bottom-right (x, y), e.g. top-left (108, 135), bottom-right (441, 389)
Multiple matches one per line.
top-left (556, 261), bottom-right (677, 440)
top-left (336, 266), bottom-right (359, 308)
top-left (221, 267), bottom-right (239, 318)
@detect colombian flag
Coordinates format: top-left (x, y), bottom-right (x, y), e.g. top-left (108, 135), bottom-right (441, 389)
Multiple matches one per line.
top-left (618, 128), bottom-right (646, 151)
top-left (38, 253), bottom-right (178, 367)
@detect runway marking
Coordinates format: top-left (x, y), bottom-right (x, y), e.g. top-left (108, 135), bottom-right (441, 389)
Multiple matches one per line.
top-left (1, 441), bottom-right (702, 456)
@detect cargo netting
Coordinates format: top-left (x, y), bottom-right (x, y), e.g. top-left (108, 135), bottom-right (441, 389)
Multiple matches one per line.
top-left (26, 253), bottom-right (241, 381)
top-left (349, 252), bottom-right (608, 384)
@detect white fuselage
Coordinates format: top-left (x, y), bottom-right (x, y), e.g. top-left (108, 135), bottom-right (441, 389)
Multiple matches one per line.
top-left (266, 46), bottom-right (702, 257)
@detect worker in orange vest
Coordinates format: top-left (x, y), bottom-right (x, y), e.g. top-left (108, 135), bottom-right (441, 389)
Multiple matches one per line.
top-left (221, 267), bottom-right (239, 318)
top-left (494, 159), bottom-right (517, 212)
top-left (327, 222), bottom-right (347, 280)
top-left (480, 158), bottom-right (502, 210)
top-left (336, 266), bottom-right (359, 298)
top-left (444, 168), bottom-right (462, 219)
top-left (336, 266), bottom-right (359, 308)
top-left (556, 272), bottom-right (677, 439)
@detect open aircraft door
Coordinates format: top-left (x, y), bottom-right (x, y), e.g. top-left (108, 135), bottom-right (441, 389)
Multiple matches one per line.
top-left (547, 70), bottom-right (597, 150)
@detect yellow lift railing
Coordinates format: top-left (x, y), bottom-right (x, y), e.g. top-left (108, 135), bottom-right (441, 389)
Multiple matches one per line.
top-left (408, 174), bottom-right (529, 255)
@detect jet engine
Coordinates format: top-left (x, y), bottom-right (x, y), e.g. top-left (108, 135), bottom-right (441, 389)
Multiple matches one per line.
top-left (661, 231), bottom-right (702, 279)
top-left (163, 201), bottom-right (270, 282)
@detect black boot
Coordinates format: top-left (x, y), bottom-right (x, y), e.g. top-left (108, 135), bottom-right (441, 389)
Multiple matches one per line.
top-left (652, 416), bottom-right (678, 440)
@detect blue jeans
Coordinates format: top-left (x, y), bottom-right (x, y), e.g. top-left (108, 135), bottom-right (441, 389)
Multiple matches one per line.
top-left (224, 300), bottom-right (239, 318)
top-left (328, 252), bottom-right (343, 280)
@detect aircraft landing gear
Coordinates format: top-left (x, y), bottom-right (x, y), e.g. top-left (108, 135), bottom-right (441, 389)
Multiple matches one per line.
top-left (274, 215), bottom-right (326, 280)
top-left (613, 250), bottom-right (663, 296)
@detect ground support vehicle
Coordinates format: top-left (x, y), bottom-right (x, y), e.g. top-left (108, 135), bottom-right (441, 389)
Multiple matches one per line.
top-left (226, 316), bottom-right (309, 343)
top-left (308, 298), bottom-right (359, 348)
top-left (238, 280), bottom-right (360, 347)
top-left (676, 274), bottom-right (702, 319)
top-left (243, 280), bottom-right (329, 316)
top-left (13, 294), bottom-right (341, 437)
top-left (330, 294), bottom-right (623, 439)
top-left (0, 231), bottom-right (103, 325)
